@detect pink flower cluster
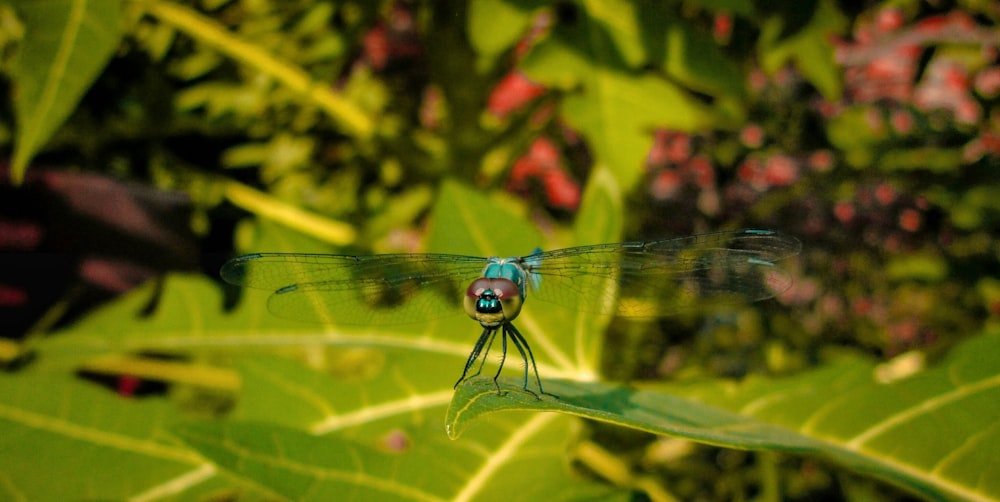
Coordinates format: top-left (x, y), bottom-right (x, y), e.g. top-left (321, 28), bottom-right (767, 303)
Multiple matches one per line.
top-left (835, 8), bottom-right (999, 141)
top-left (507, 137), bottom-right (581, 211)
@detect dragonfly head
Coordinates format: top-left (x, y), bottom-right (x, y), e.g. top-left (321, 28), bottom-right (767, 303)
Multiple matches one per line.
top-left (464, 277), bottom-right (523, 327)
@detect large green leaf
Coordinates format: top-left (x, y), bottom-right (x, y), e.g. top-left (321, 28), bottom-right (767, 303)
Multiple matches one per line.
top-left (174, 355), bottom-right (627, 501)
top-left (0, 368), bottom-right (232, 501)
top-left (448, 332), bottom-right (1000, 501)
top-left (10, 0), bottom-right (122, 184)
top-left (8, 176), bottom-right (627, 499)
top-left (10, 170), bottom-right (997, 500)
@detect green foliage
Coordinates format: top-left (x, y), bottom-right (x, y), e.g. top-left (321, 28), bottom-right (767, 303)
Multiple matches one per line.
top-left (757, 0), bottom-right (845, 101)
top-left (0, 368), bottom-right (225, 501)
top-left (2, 180), bottom-right (625, 500)
top-left (2, 0), bottom-right (1000, 500)
top-left (10, 0), bottom-right (122, 184)
top-left (4, 177), bottom-right (998, 500)
top-left (450, 329), bottom-right (1000, 501)
top-left (519, 1), bottom-right (724, 190)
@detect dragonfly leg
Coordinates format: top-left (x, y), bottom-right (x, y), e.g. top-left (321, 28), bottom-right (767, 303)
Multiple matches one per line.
top-left (490, 327), bottom-right (508, 396)
top-left (454, 327), bottom-right (497, 389)
top-left (506, 323), bottom-right (558, 399)
top-left (471, 328), bottom-right (498, 379)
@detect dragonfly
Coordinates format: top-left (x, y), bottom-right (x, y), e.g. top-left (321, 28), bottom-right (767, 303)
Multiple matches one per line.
top-left (221, 229), bottom-right (801, 398)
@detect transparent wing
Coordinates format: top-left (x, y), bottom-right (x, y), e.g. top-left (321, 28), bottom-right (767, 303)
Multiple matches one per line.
top-left (524, 229), bottom-right (801, 317)
top-left (221, 253), bottom-right (488, 324)
top-left (222, 230), bottom-right (800, 324)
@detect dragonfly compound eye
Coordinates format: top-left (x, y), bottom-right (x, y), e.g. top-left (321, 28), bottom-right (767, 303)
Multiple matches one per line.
top-left (464, 278), bottom-right (524, 327)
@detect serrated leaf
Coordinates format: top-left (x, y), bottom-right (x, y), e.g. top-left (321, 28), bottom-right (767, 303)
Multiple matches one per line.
top-left (43, 180), bottom-right (616, 381)
top-left (16, 179), bottom-right (626, 500)
top-left (449, 332), bottom-right (1000, 501)
top-left (10, 0), bottom-right (122, 184)
top-left (178, 353), bottom-right (628, 501)
top-left (231, 351), bottom-right (457, 435)
top-left (0, 369), bottom-right (218, 501)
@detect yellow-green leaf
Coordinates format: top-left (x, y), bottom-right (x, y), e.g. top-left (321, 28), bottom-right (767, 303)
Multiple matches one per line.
top-left (10, 0), bottom-right (122, 184)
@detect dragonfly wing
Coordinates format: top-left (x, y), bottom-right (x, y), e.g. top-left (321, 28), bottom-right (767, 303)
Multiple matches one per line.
top-left (222, 253), bottom-right (488, 324)
top-left (524, 230), bottom-right (801, 318)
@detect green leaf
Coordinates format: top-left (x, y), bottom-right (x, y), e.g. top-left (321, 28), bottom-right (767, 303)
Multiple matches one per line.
top-left (231, 351), bottom-right (457, 435)
top-left (424, 179), bottom-right (618, 381)
top-left (176, 353), bottom-right (627, 501)
top-left (563, 166), bottom-right (624, 373)
top-left (10, 0), bottom-right (122, 184)
top-left (17, 179), bottom-right (627, 499)
top-left (662, 21), bottom-right (746, 100)
top-left (448, 376), bottom-right (819, 448)
top-left (37, 274), bottom-right (239, 362)
top-left (174, 417), bottom-right (627, 501)
top-left (426, 179), bottom-right (543, 257)
top-left (880, 146), bottom-right (966, 173)
top-left (561, 72), bottom-right (712, 189)
top-left (146, 1), bottom-right (374, 139)
top-left (580, 0), bottom-right (646, 69)
top-left (573, 165), bottom-right (623, 246)
top-left (522, 2), bottom-right (716, 190)
top-left (681, 332), bottom-right (1000, 501)
top-left (886, 253), bottom-right (949, 282)
top-left (758, 0), bottom-right (846, 101)
top-left (449, 332), bottom-right (1000, 501)
top-left (467, 0), bottom-right (538, 70)
top-left (0, 369), bottom-right (223, 501)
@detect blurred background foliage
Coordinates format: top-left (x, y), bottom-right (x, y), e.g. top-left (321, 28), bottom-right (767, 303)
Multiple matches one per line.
top-left (0, 0), bottom-right (998, 499)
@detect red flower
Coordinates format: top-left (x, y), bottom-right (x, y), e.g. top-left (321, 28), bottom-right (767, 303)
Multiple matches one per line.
top-left (0, 220), bottom-right (43, 249)
top-left (686, 155), bottom-right (715, 189)
top-left (508, 137), bottom-right (580, 211)
top-left (362, 26), bottom-right (390, 70)
top-left (0, 284), bottom-right (27, 307)
top-left (834, 201), bottom-right (855, 223)
top-left (875, 8), bottom-right (905, 33)
top-left (974, 67), bottom-right (1000, 97)
top-left (891, 109), bottom-right (914, 134)
top-left (807, 150), bottom-right (834, 172)
top-left (763, 155), bottom-right (799, 186)
top-left (739, 124), bottom-right (765, 148)
top-left (713, 13), bottom-right (732, 42)
top-left (898, 208), bottom-right (922, 232)
top-left (875, 182), bottom-right (896, 206)
top-left (651, 170), bottom-right (682, 200)
top-left (542, 170), bottom-right (580, 210)
top-left (487, 71), bottom-right (546, 118)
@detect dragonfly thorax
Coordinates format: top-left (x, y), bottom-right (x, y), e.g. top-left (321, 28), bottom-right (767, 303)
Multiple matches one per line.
top-left (464, 277), bottom-right (524, 328)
